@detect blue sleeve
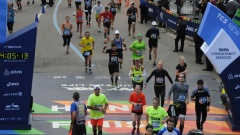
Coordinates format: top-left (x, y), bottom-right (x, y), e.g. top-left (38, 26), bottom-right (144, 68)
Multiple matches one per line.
top-left (174, 128), bottom-right (180, 135)
top-left (191, 88), bottom-right (198, 98)
top-left (204, 86), bottom-right (211, 97)
top-left (84, 103), bottom-right (87, 111)
top-left (70, 102), bottom-right (77, 113)
top-left (158, 127), bottom-right (166, 135)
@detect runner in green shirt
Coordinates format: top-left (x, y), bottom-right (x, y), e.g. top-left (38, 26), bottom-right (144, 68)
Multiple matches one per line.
top-left (146, 97), bottom-right (169, 135)
top-left (87, 85), bottom-right (109, 135)
top-left (130, 33), bottom-right (146, 65)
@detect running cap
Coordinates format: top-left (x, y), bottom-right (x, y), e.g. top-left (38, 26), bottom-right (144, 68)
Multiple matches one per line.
top-left (93, 85), bottom-right (102, 90)
top-left (115, 30), bottom-right (120, 34)
top-left (152, 21), bottom-right (157, 25)
top-left (137, 33), bottom-right (143, 37)
top-left (131, 2), bottom-right (134, 4)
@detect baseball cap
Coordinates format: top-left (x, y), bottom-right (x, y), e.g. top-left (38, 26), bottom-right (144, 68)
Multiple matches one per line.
top-left (131, 2), bottom-right (134, 4)
top-left (152, 21), bottom-right (157, 25)
top-left (137, 33), bottom-right (143, 37)
top-left (93, 85), bottom-right (101, 90)
top-left (115, 30), bottom-right (120, 34)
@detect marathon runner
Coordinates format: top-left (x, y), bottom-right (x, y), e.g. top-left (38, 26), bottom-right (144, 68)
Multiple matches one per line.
top-left (108, 0), bottom-right (118, 29)
top-left (76, 5), bottom-right (84, 38)
top-left (129, 59), bottom-right (146, 89)
top-left (61, 16), bottom-right (73, 54)
top-left (91, 1), bottom-right (104, 33)
top-left (84, 0), bottom-right (93, 26)
top-left (129, 85), bottom-right (146, 135)
top-left (144, 60), bottom-right (173, 107)
top-left (129, 34), bottom-right (146, 65)
top-left (79, 31), bottom-right (95, 74)
top-left (126, 2), bottom-right (138, 38)
top-left (111, 30), bottom-right (126, 69)
top-left (87, 85), bottom-right (109, 135)
top-left (99, 7), bottom-right (114, 43)
top-left (102, 43), bottom-right (127, 88)
top-left (146, 97), bottom-right (169, 134)
top-left (7, 2), bottom-right (18, 34)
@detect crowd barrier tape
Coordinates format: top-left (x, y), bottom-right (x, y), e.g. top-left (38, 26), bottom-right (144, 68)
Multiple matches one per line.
top-left (148, 3), bottom-right (201, 37)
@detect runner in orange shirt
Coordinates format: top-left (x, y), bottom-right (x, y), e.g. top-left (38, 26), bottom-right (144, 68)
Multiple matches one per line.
top-left (129, 85), bottom-right (146, 135)
top-left (76, 5), bottom-right (84, 38)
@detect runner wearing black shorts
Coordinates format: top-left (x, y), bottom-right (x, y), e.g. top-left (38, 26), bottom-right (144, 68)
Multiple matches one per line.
top-left (108, 0), bottom-right (117, 29)
top-left (145, 21), bottom-right (160, 66)
top-left (144, 60), bottom-right (173, 107)
top-left (167, 73), bottom-right (189, 135)
top-left (84, 0), bottom-right (92, 26)
top-left (102, 43), bottom-right (127, 88)
top-left (126, 2), bottom-right (138, 38)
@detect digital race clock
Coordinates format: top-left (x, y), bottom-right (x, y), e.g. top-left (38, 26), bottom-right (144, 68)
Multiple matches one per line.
top-left (0, 53), bottom-right (29, 59)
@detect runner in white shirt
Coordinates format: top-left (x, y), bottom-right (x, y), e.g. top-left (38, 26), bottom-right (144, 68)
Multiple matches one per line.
top-left (91, 1), bottom-right (104, 32)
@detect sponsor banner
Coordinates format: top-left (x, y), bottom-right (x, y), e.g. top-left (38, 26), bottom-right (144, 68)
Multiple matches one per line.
top-left (0, 22), bottom-right (38, 129)
top-left (198, 3), bottom-right (240, 130)
top-left (148, 4), bottom-right (159, 20)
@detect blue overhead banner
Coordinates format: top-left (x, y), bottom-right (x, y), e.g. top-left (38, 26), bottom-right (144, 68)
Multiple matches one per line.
top-left (0, 0), bottom-right (7, 43)
top-left (198, 3), bottom-right (240, 131)
top-left (148, 4), bottom-right (159, 20)
top-left (0, 22), bottom-right (38, 130)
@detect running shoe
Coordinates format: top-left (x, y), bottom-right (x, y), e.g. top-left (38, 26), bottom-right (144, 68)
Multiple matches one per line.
top-left (89, 69), bottom-right (92, 74)
top-left (131, 127), bottom-right (136, 135)
top-left (111, 26), bottom-right (113, 29)
top-left (149, 54), bottom-right (152, 60)
top-left (104, 39), bottom-right (107, 44)
top-left (85, 68), bottom-right (88, 73)
top-left (66, 51), bottom-right (69, 54)
top-left (98, 30), bottom-right (101, 33)
top-left (128, 32), bottom-right (131, 36)
top-left (132, 35), bottom-right (136, 39)
top-left (27, 1), bottom-right (30, 5)
top-left (73, 12), bottom-right (76, 16)
top-left (111, 83), bottom-right (114, 88)
top-left (153, 61), bottom-right (156, 66)
top-left (115, 83), bottom-right (119, 89)
top-left (137, 128), bottom-right (140, 134)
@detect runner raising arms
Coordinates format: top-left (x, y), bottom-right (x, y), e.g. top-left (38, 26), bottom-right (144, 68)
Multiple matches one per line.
top-left (129, 85), bottom-right (146, 135)
top-left (108, 0), bottom-right (118, 29)
top-left (99, 7), bottom-right (114, 43)
top-left (102, 43), bottom-right (127, 88)
top-left (111, 30), bottom-right (126, 69)
top-left (91, 1), bottom-right (104, 32)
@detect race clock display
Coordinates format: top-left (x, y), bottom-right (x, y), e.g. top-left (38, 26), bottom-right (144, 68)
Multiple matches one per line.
top-left (0, 53), bottom-right (29, 59)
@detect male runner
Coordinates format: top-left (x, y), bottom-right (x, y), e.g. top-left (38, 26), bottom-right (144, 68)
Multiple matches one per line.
top-left (102, 43), bottom-right (127, 88)
top-left (91, 1), bottom-right (104, 32)
top-left (99, 7), bottom-right (114, 43)
top-left (129, 34), bottom-right (146, 65)
top-left (129, 85), bottom-right (146, 134)
top-left (126, 2), bottom-right (138, 38)
top-left (84, 0), bottom-right (93, 26)
top-left (79, 31), bottom-right (95, 74)
top-left (108, 0), bottom-right (118, 29)
top-left (145, 21), bottom-right (160, 66)
top-left (146, 97), bottom-right (169, 134)
top-left (87, 85), bottom-right (108, 135)
top-left (167, 73), bottom-right (189, 135)
top-left (158, 118), bottom-right (180, 135)
top-left (70, 92), bottom-right (87, 135)
top-left (144, 60), bottom-right (173, 107)
top-left (111, 30), bottom-right (126, 69)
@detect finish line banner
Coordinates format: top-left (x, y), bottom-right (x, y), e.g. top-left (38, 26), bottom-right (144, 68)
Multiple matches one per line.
top-left (198, 3), bottom-right (240, 131)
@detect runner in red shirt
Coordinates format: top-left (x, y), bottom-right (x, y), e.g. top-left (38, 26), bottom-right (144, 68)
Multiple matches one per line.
top-left (129, 85), bottom-right (146, 134)
top-left (99, 7), bottom-right (114, 44)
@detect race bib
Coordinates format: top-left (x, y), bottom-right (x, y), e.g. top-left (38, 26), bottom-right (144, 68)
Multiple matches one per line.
top-left (111, 7), bottom-right (116, 12)
top-left (178, 94), bottom-right (186, 101)
top-left (94, 104), bottom-right (103, 111)
top-left (152, 120), bottom-right (160, 128)
top-left (130, 14), bottom-right (135, 19)
top-left (104, 18), bottom-right (110, 23)
top-left (134, 104), bottom-right (141, 111)
top-left (134, 76), bottom-right (141, 81)
top-left (199, 97), bottom-right (207, 104)
top-left (63, 29), bottom-right (71, 35)
top-left (86, 1), bottom-right (91, 6)
top-left (84, 51), bottom-right (90, 56)
top-left (156, 77), bottom-right (163, 83)
top-left (116, 44), bottom-right (122, 49)
top-left (78, 17), bottom-right (83, 21)
top-left (96, 9), bottom-right (101, 14)
top-left (151, 34), bottom-right (157, 39)
top-left (111, 56), bottom-right (118, 62)
top-left (137, 50), bottom-right (143, 56)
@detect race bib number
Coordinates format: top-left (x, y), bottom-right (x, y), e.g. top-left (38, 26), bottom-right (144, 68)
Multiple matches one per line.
top-left (86, 1), bottom-right (91, 6)
top-left (111, 8), bottom-right (116, 12)
top-left (116, 44), bottom-right (122, 49)
top-left (199, 97), bottom-right (207, 104)
top-left (111, 56), bottom-right (118, 62)
top-left (63, 29), bottom-right (71, 35)
top-left (152, 121), bottom-right (160, 128)
top-left (78, 17), bottom-right (83, 21)
top-left (84, 51), bottom-right (90, 56)
top-left (178, 94), bottom-right (186, 101)
top-left (134, 104), bottom-right (141, 111)
top-left (156, 77), bottom-right (163, 83)
top-left (151, 34), bottom-right (157, 39)
top-left (94, 104), bottom-right (103, 111)
top-left (134, 76), bottom-right (141, 81)
top-left (137, 50), bottom-right (143, 56)
top-left (105, 18), bottom-right (110, 23)
top-left (130, 14), bottom-right (135, 19)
